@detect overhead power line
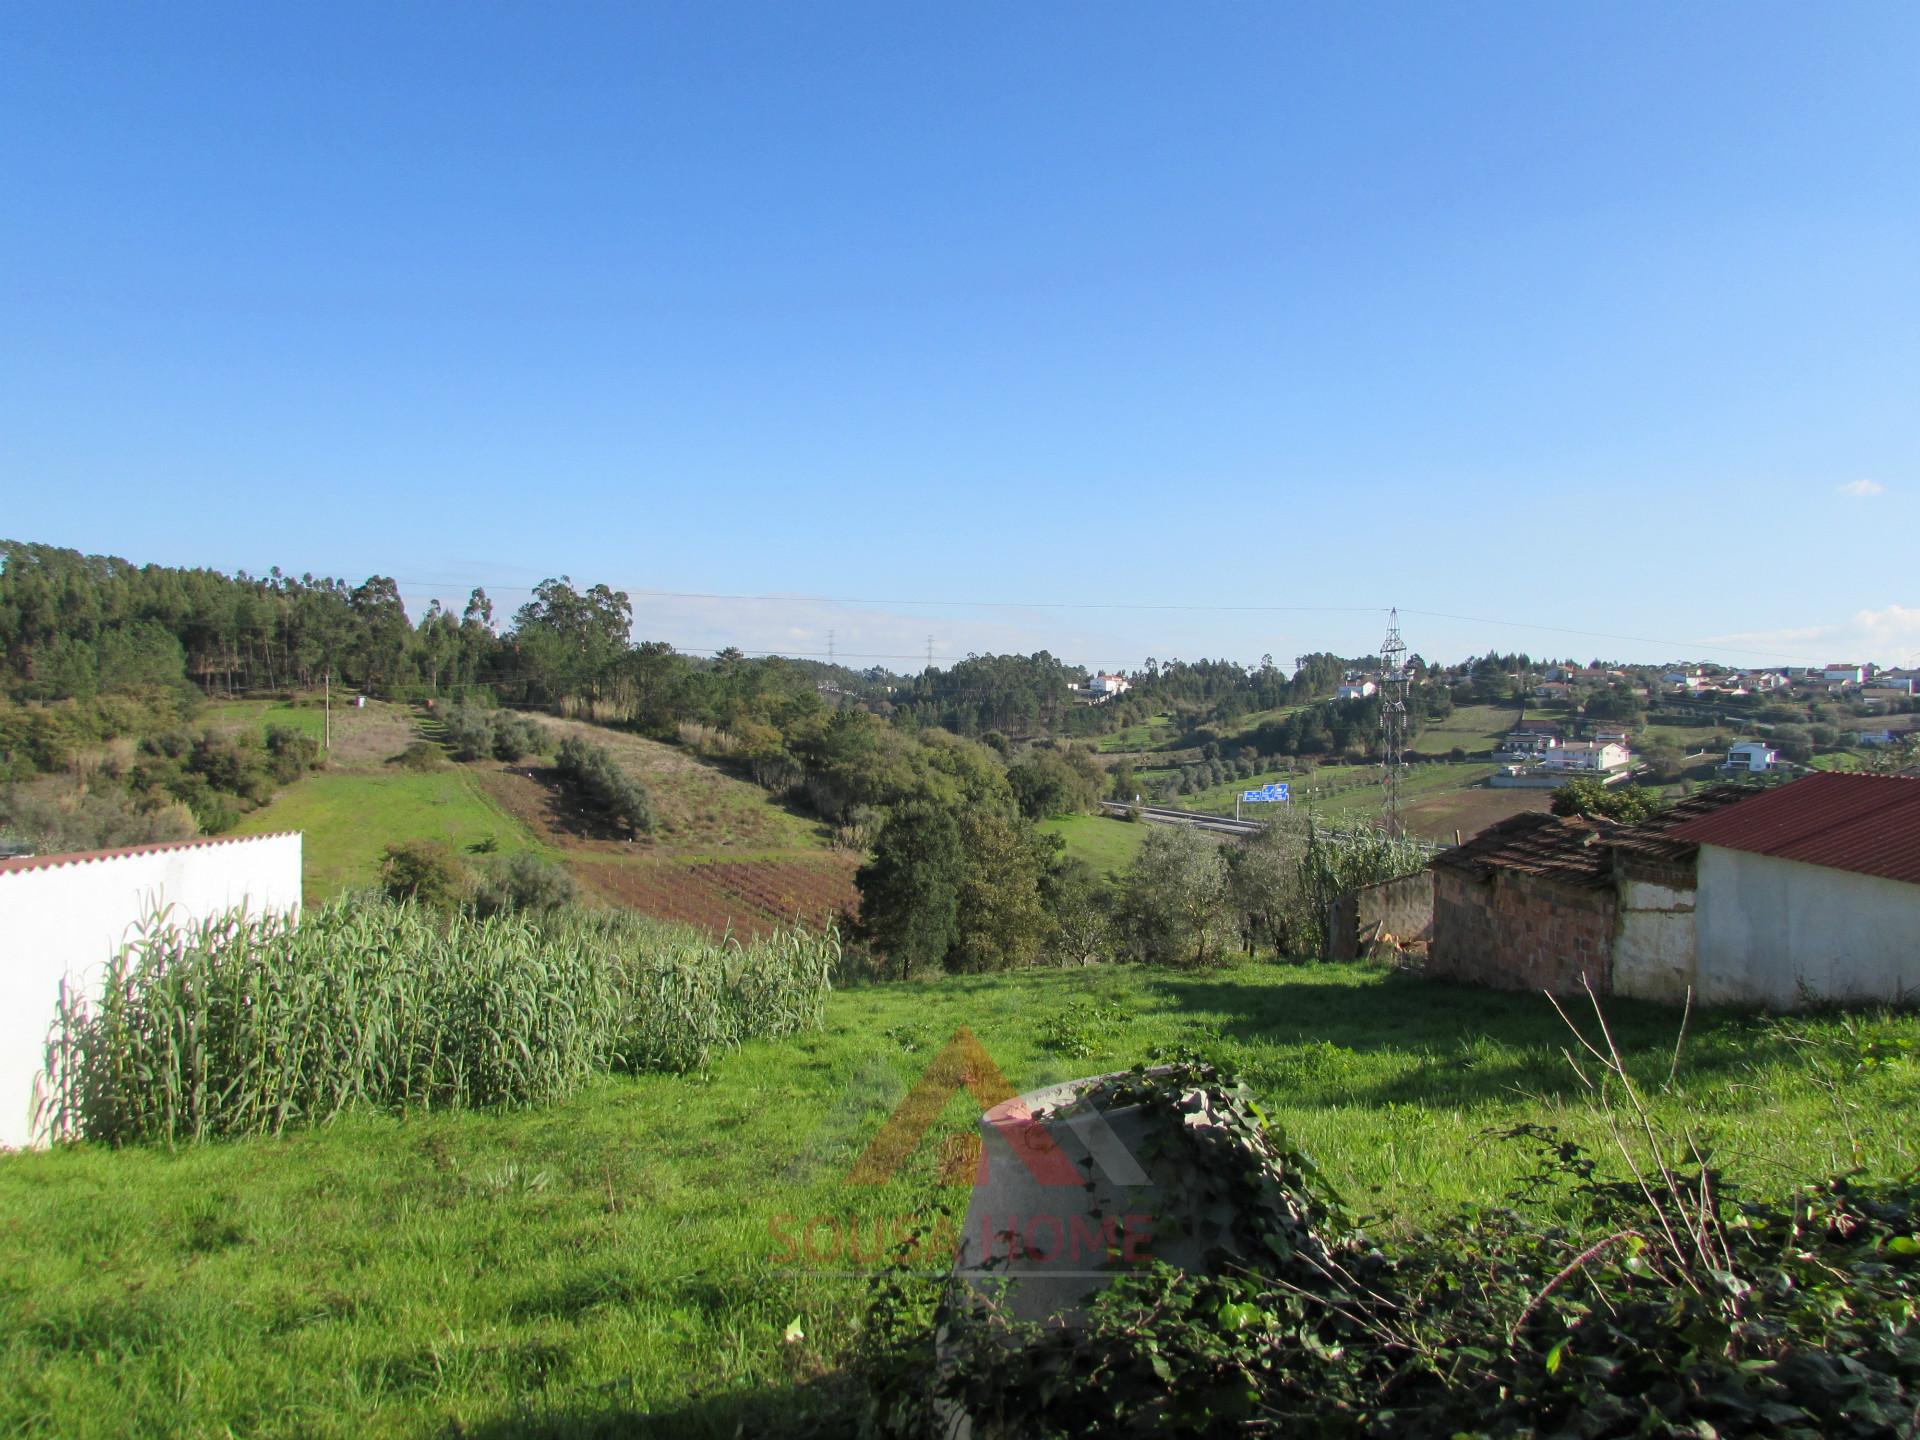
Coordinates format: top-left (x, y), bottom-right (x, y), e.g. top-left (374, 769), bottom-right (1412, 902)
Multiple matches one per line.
top-left (387, 577), bottom-right (1840, 665)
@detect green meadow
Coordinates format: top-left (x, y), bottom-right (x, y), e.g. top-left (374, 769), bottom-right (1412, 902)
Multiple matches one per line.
top-left (231, 769), bottom-right (550, 903)
top-left (4, 961), bottom-right (1914, 1438)
top-left (1038, 811), bottom-right (1151, 876)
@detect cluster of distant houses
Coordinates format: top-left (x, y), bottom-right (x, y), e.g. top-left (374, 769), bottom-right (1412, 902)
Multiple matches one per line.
top-left (1536, 661), bottom-right (1920, 704)
top-left (1487, 720), bottom-right (1635, 789)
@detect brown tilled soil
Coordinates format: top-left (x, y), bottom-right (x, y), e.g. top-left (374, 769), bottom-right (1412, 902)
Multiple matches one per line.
top-left (1400, 784), bottom-right (1554, 844)
top-left (462, 715), bottom-right (853, 935)
top-left (570, 855), bottom-right (861, 938)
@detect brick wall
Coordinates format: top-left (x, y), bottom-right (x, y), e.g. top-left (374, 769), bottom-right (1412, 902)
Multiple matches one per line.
top-left (1431, 866), bottom-right (1616, 995)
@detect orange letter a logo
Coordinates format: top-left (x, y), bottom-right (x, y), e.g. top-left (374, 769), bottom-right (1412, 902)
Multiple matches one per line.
top-left (846, 1027), bottom-right (1083, 1188)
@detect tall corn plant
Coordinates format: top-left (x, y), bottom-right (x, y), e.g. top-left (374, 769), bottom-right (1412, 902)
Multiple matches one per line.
top-left (40, 898), bottom-right (624, 1145)
top-left (547, 909), bottom-right (838, 1073)
top-left (40, 898), bottom-right (839, 1145)
top-left (1292, 820), bottom-right (1434, 958)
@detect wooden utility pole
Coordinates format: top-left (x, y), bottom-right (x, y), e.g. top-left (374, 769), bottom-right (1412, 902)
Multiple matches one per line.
top-left (324, 669), bottom-right (332, 752)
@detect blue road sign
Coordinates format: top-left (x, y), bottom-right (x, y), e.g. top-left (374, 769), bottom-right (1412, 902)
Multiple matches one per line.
top-left (1241, 784), bottom-right (1292, 803)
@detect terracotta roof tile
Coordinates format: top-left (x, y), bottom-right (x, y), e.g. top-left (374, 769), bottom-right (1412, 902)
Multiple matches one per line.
top-left (1665, 773), bottom-right (1920, 886)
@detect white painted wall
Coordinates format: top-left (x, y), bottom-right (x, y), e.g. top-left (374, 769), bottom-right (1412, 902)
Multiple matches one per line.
top-left (1613, 875), bottom-right (1698, 1005)
top-left (0, 833), bottom-right (302, 1148)
top-left (1693, 845), bottom-right (1920, 1008)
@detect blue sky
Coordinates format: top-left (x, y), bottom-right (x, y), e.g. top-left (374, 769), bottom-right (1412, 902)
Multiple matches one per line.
top-left (3, 3), bottom-right (1916, 671)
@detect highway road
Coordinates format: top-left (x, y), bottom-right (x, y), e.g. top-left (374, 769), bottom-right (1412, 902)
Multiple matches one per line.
top-left (1095, 799), bottom-right (1268, 838)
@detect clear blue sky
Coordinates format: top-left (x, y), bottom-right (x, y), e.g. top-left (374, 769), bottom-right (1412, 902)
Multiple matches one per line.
top-left (3, 3), bottom-right (1916, 671)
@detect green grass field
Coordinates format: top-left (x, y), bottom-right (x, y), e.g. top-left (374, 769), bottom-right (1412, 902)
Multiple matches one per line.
top-left (1038, 811), bottom-right (1150, 875)
top-left (4, 961), bottom-right (1914, 1437)
top-left (1164, 759), bottom-right (1495, 827)
top-left (201, 697), bottom-right (328, 741)
top-left (231, 769), bottom-right (551, 903)
top-left (1205, 703), bottom-right (1305, 746)
top-left (1413, 703), bottom-right (1525, 753)
top-left (1094, 713), bottom-right (1179, 752)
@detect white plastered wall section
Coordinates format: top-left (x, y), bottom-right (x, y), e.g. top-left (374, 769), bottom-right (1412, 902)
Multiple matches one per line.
top-left (1612, 874), bottom-right (1699, 1005)
top-left (0, 833), bottom-right (302, 1149)
top-left (1693, 845), bottom-right (1920, 1008)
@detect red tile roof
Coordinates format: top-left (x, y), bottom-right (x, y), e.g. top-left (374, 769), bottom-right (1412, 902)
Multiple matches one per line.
top-left (1665, 774), bottom-right (1920, 886)
top-left (0, 832), bottom-right (299, 878)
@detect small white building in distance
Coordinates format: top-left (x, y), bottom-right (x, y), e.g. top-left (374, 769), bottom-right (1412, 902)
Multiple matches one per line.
top-left (1824, 663), bottom-right (1866, 686)
top-left (1540, 741), bottom-right (1631, 773)
top-left (1337, 680), bottom-right (1378, 700)
top-left (1724, 740), bottom-right (1779, 773)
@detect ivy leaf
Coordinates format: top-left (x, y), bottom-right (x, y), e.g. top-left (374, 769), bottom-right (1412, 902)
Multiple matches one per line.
top-left (1545, 1337), bottom-right (1568, 1375)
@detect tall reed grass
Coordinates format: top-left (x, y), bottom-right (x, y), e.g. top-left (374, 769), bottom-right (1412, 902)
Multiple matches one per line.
top-left (39, 898), bottom-right (838, 1146)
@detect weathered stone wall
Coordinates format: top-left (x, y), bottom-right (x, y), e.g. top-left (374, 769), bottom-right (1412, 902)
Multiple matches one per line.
top-left (1329, 870), bottom-right (1435, 961)
top-left (1430, 866), bottom-right (1616, 995)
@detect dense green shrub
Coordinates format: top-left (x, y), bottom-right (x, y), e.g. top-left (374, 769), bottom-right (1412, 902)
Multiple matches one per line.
top-left (469, 851), bottom-right (577, 916)
top-left (379, 838), bottom-right (469, 908)
top-left (0, 776), bottom-right (197, 852)
top-left (392, 740), bottom-right (449, 771)
top-left (125, 728), bottom-right (294, 831)
top-left (443, 705), bottom-right (496, 761)
top-left (555, 735), bottom-right (655, 835)
top-left (490, 712), bottom-right (547, 762)
top-left (264, 724), bottom-right (322, 782)
top-left (1550, 776), bottom-right (1664, 823)
top-left (442, 705), bottom-right (549, 763)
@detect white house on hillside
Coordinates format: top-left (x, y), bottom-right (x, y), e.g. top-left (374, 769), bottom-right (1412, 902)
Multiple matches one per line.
top-left (1540, 741), bottom-right (1630, 773)
top-left (1337, 680), bottom-right (1378, 700)
top-left (1076, 673), bottom-right (1131, 701)
top-left (1724, 740), bottom-right (1779, 773)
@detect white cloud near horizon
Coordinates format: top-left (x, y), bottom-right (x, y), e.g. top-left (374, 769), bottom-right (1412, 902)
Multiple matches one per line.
top-left (1838, 479), bottom-right (1886, 497)
top-left (1705, 603), bottom-right (1920, 666)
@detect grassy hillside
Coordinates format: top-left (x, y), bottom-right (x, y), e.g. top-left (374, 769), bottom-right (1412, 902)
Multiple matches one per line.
top-left (1414, 702), bottom-right (1525, 753)
top-left (219, 700), bottom-right (856, 928)
top-left (3, 961), bottom-right (1914, 1437)
top-left (1038, 811), bottom-right (1150, 875)
top-left (201, 696), bottom-right (328, 742)
top-left (231, 768), bottom-right (553, 902)
top-left (1094, 713), bottom-right (1179, 752)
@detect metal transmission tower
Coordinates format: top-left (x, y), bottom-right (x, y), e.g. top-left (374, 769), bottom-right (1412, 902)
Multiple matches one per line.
top-left (1377, 608), bottom-right (1410, 836)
